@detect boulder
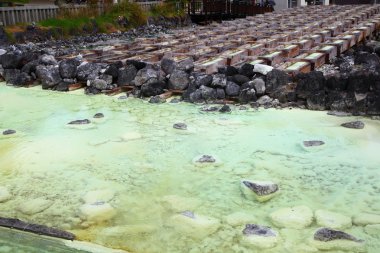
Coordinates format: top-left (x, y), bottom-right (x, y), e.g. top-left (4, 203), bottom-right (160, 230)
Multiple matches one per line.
top-left (167, 212), bottom-right (220, 239)
top-left (354, 51), bottom-right (380, 71)
top-left (256, 95), bottom-right (273, 106)
top-left (39, 54), bottom-right (57, 66)
top-left (126, 60), bottom-right (146, 70)
top-left (252, 78), bottom-right (266, 95)
top-left (161, 58), bottom-right (176, 75)
top-left (117, 65), bottom-right (137, 86)
top-left (77, 62), bottom-right (101, 81)
top-left (55, 81), bottom-right (70, 92)
top-left (200, 85), bottom-right (217, 101)
top-left (177, 58), bottom-right (194, 73)
top-left (241, 224), bottom-right (279, 249)
top-left (79, 202), bottom-right (116, 223)
top-left (2, 129), bottom-right (16, 135)
top-left (0, 187), bottom-right (11, 203)
top-left (253, 64), bottom-right (274, 75)
top-left (347, 70), bottom-right (371, 94)
top-left (315, 210), bottom-right (352, 229)
top-left (266, 69), bottom-right (290, 93)
top-left (367, 93), bottom-right (380, 115)
top-left (168, 69), bottom-right (189, 90)
top-left (219, 104), bottom-right (231, 113)
top-left (225, 66), bottom-right (239, 76)
top-left (295, 71), bottom-right (325, 99)
top-left (141, 82), bottom-right (165, 97)
top-left (240, 180), bottom-right (279, 202)
top-left (270, 206), bottom-right (313, 229)
top-left (326, 74), bottom-right (347, 91)
top-left (192, 73), bottom-right (213, 87)
top-left (21, 60), bottom-right (38, 75)
top-left (189, 89), bottom-right (203, 103)
top-left (239, 63), bottom-right (255, 78)
top-left (35, 65), bottom-right (62, 89)
top-left (173, 123), bottom-right (187, 130)
top-left (3, 69), bottom-right (31, 86)
top-left (353, 213), bottom-right (380, 226)
top-left (211, 73), bottom-right (227, 88)
top-left (303, 140), bottom-right (324, 147)
top-left (104, 61), bottom-right (123, 82)
top-left (311, 228), bottom-right (365, 252)
top-left (341, 121), bottom-right (365, 129)
top-left (134, 68), bottom-right (159, 87)
top-left (232, 74), bottom-right (250, 85)
top-left (91, 79), bottom-right (108, 90)
top-left (0, 52), bottom-right (24, 69)
top-left (59, 59), bottom-right (78, 79)
top-left (307, 90), bottom-right (326, 110)
top-left (239, 87), bottom-right (257, 104)
top-left (149, 95), bottom-right (166, 104)
top-left (225, 81), bottom-right (240, 96)
top-left (17, 198), bottom-right (53, 215)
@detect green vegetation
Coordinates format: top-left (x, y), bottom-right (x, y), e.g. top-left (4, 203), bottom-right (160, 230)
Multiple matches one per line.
top-left (37, 0), bottom-right (185, 37)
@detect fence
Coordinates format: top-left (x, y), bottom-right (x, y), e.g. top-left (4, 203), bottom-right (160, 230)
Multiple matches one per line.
top-left (0, 1), bottom-right (162, 26)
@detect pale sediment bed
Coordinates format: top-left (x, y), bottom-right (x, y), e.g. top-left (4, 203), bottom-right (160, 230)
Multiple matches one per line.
top-left (0, 4), bottom-right (380, 116)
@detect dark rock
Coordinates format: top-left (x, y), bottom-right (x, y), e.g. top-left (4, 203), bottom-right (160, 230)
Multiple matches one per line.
top-left (59, 59), bottom-right (79, 79)
top-left (173, 123), bottom-right (187, 130)
top-left (239, 87), bottom-right (257, 104)
top-left (341, 121), bottom-right (365, 129)
top-left (91, 79), bottom-right (108, 90)
top-left (134, 67), bottom-right (159, 87)
top-left (84, 86), bottom-right (101, 95)
top-left (68, 119), bottom-right (91, 125)
top-left (252, 78), bottom-right (266, 95)
top-left (189, 89), bottom-right (203, 103)
top-left (94, 113), bottom-right (104, 118)
top-left (307, 90), bottom-right (326, 110)
top-left (326, 74), bottom-right (347, 91)
top-left (295, 71), bottom-right (325, 99)
top-left (266, 69), bottom-right (291, 94)
top-left (182, 81), bottom-right (198, 102)
top-left (100, 74), bottom-right (113, 85)
top-left (367, 93), bottom-right (380, 115)
top-left (55, 81), bottom-right (69, 92)
top-left (200, 106), bottom-right (219, 112)
top-left (117, 65), bottom-right (137, 86)
top-left (77, 63), bottom-right (101, 81)
top-left (126, 60), bottom-right (146, 70)
top-left (256, 95), bottom-right (273, 106)
top-left (225, 66), bottom-right (239, 76)
top-left (232, 74), bottom-right (250, 85)
top-left (243, 224), bottom-right (276, 237)
top-left (303, 140), bottom-right (325, 147)
top-left (193, 73), bottom-right (213, 87)
top-left (354, 51), bottom-right (380, 71)
top-left (196, 155), bottom-right (215, 163)
top-left (0, 52), bottom-right (24, 69)
top-left (2, 129), bottom-right (16, 135)
top-left (239, 63), bottom-right (255, 78)
top-left (36, 65), bottom-right (62, 89)
top-left (347, 70), bottom-right (371, 93)
top-left (3, 69), bottom-right (20, 83)
top-left (170, 98), bottom-right (181, 103)
top-left (242, 181), bottom-right (279, 196)
top-left (211, 73), bottom-right (227, 88)
top-left (169, 69), bottom-right (189, 90)
top-left (219, 104), bottom-right (231, 113)
top-left (21, 60), bottom-right (38, 75)
top-left (141, 81), bottom-right (165, 97)
top-left (225, 81), bottom-right (240, 97)
top-left (161, 58), bottom-right (176, 75)
top-left (200, 85), bottom-right (217, 101)
top-left (149, 95), bottom-right (166, 104)
top-left (39, 54), bottom-right (57, 66)
top-left (177, 58), bottom-right (194, 73)
top-left (314, 228), bottom-right (363, 242)
top-left (104, 61), bottom-right (123, 83)
top-left (216, 88), bottom-right (225, 99)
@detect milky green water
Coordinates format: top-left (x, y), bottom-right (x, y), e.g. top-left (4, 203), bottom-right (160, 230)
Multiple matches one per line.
top-left (0, 84), bottom-right (380, 253)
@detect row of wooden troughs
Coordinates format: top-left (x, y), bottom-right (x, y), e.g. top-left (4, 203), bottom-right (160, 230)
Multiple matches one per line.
top-left (72, 5), bottom-right (380, 75)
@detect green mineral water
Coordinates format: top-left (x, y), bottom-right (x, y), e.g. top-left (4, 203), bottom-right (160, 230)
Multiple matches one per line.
top-left (0, 84), bottom-right (379, 253)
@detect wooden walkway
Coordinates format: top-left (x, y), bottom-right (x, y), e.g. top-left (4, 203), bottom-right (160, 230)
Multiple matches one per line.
top-left (61, 5), bottom-right (380, 76)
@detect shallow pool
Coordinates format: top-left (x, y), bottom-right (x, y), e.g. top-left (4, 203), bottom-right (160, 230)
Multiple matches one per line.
top-left (0, 84), bottom-right (379, 253)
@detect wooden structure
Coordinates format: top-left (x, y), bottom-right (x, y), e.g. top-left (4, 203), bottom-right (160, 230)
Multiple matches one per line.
top-left (188, 0), bottom-right (274, 24)
top-left (59, 5), bottom-right (380, 77)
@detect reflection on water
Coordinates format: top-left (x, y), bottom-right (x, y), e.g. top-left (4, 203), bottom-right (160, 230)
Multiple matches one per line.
top-left (0, 84), bottom-right (380, 253)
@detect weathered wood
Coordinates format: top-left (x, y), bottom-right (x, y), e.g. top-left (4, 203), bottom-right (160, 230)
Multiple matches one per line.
top-left (0, 217), bottom-right (75, 240)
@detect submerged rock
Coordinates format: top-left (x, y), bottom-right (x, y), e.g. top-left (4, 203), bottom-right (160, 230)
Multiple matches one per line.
top-left (82, 189), bottom-right (115, 204)
top-left (196, 155), bottom-right (215, 163)
top-left (353, 213), bottom-right (380, 226)
top-left (270, 205), bottom-right (313, 229)
top-left (17, 198), bottom-right (53, 215)
top-left (93, 113), bottom-right (104, 118)
top-left (219, 104), bottom-right (231, 113)
top-left (68, 119), bottom-right (91, 125)
top-left (341, 121), bottom-right (365, 129)
top-left (315, 210), bottom-right (352, 229)
top-left (167, 212), bottom-right (220, 239)
top-left (161, 195), bottom-right (202, 212)
top-left (364, 224), bottom-right (380, 237)
top-left (241, 224), bottom-right (279, 249)
top-left (0, 187), bottom-right (11, 203)
top-left (240, 180), bottom-right (279, 202)
top-left (303, 140), bottom-right (325, 147)
top-left (2, 129), bottom-right (16, 135)
top-left (311, 228), bottom-right (365, 252)
top-left (225, 212), bottom-right (256, 227)
top-left (173, 123), bottom-right (187, 130)
top-left (314, 228), bottom-right (362, 242)
top-left (200, 106), bottom-right (219, 112)
top-left (80, 202), bottom-right (116, 223)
